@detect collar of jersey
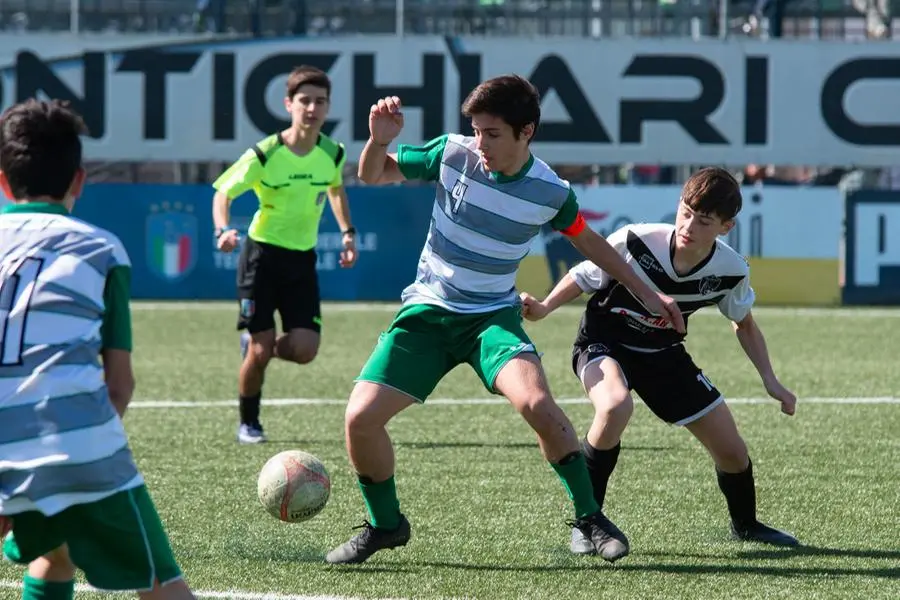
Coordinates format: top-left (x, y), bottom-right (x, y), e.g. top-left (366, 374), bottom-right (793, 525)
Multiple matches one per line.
top-left (490, 154), bottom-right (534, 183)
top-left (0, 201), bottom-right (69, 215)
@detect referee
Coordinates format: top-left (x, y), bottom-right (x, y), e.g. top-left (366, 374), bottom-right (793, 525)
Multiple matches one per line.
top-left (212, 65), bottom-right (357, 444)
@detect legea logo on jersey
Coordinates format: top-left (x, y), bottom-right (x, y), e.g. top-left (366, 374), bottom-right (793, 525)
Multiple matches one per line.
top-left (146, 202), bottom-right (198, 281)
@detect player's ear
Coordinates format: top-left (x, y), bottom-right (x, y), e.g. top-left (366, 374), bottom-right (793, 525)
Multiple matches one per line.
top-left (284, 95), bottom-right (293, 114)
top-left (0, 170), bottom-right (14, 200)
top-left (68, 167), bottom-right (86, 199)
top-left (519, 123), bottom-right (534, 142)
top-left (720, 218), bottom-right (736, 235)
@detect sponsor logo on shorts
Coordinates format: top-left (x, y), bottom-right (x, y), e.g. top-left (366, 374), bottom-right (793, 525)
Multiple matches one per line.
top-left (587, 343), bottom-right (611, 355)
top-left (240, 299), bottom-right (255, 318)
top-left (511, 342), bottom-right (536, 355)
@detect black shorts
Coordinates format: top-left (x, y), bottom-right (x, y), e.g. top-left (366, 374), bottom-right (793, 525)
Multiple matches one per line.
top-left (572, 339), bottom-right (723, 426)
top-left (236, 237), bottom-right (321, 334)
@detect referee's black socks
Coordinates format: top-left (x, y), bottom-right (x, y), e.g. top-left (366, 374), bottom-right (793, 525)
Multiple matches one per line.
top-left (581, 438), bottom-right (621, 510)
top-left (239, 393), bottom-right (262, 425)
top-left (716, 459), bottom-right (756, 530)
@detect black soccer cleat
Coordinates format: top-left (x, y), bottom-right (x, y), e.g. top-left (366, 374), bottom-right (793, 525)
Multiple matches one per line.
top-left (325, 515), bottom-right (411, 565)
top-left (568, 511), bottom-right (630, 562)
top-left (731, 520), bottom-right (799, 547)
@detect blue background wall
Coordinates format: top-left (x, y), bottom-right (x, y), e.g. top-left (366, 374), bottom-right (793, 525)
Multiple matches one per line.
top-left (72, 184), bottom-right (436, 300)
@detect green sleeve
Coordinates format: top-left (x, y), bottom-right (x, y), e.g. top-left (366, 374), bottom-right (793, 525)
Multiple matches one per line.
top-left (101, 266), bottom-right (133, 352)
top-left (549, 188), bottom-right (579, 231)
top-left (212, 149), bottom-right (263, 199)
top-left (396, 134), bottom-right (448, 182)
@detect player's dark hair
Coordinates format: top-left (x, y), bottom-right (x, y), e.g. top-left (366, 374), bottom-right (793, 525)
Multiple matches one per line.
top-left (462, 75), bottom-right (541, 141)
top-left (286, 65), bottom-right (331, 99)
top-left (681, 167), bottom-right (743, 221)
top-left (0, 98), bottom-right (87, 201)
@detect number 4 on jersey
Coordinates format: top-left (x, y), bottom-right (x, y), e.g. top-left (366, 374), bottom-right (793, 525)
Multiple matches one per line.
top-left (449, 180), bottom-right (468, 214)
top-left (0, 256), bottom-right (44, 366)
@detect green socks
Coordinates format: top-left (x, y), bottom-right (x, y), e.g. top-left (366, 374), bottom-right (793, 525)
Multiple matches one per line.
top-left (22, 576), bottom-right (74, 600)
top-left (551, 452), bottom-right (601, 519)
top-left (358, 475), bottom-right (402, 530)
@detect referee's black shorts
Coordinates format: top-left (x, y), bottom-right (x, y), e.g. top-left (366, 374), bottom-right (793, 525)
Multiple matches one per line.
top-left (236, 236), bottom-right (321, 334)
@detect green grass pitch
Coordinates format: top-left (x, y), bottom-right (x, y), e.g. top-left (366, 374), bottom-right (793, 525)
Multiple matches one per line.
top-left (1, 303), bottom-right (898, 600)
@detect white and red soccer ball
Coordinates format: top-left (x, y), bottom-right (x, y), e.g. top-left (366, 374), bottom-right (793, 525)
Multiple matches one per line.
top-left (257, 450), bottom-right (331, 523)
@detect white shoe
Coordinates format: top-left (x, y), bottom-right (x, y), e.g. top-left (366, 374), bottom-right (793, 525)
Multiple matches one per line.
top-left (237, 423), bottom-right (266, 444)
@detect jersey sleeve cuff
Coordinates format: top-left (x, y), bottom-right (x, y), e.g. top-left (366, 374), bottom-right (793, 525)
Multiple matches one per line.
top-left (560, 212), bottom-right (586, 237)
top-left (568, 265), bottom-right (597, 293)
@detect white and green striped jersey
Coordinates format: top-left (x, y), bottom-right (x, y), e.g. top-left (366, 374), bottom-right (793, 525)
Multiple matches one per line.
top-left (396, 134), bottom-right (581, 313)
top-left (0, 202), bottom-right (142, 517)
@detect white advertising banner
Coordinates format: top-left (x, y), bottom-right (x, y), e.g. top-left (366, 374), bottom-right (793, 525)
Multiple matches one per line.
top-left (539, 185), bottom-right (845, 260)
top-left (0, 36), bottom-right (898, 165)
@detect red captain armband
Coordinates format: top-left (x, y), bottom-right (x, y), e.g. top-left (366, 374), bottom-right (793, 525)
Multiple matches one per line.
top-left (560, 212), bottom-right (587, 237)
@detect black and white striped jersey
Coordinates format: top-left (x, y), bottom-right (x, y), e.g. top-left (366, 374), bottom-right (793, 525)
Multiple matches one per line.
top-left (569, 223), bottom-right (754, 351)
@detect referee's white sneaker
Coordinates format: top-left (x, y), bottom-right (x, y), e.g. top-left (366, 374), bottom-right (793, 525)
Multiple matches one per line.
top-left (237, 423), bottom-right (266, 444)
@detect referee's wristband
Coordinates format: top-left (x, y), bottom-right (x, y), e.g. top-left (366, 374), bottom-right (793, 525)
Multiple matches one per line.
top-left (342, 227), bottom-right (357, 236)
top-left (214, 227), bottom-right (234, 237)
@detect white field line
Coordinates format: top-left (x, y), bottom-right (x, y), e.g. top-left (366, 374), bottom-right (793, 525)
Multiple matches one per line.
top-left (130, 302), bottom-right (900, 318)
top-left (0, 581), bottom-right (403, 600)
top-left (127, 397), bottom-right (900, 408)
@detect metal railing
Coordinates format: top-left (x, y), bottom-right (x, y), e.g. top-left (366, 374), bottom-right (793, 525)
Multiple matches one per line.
top-left (0, 0), bottom-right (895, 39)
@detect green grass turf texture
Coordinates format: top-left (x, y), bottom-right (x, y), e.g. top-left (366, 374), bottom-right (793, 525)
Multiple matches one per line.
top-left (1, 303), bottom-right (898, 600)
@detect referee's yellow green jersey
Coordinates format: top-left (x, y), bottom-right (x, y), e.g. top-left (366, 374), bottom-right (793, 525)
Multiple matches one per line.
top-left (213, 132), bottom-right (347, 251)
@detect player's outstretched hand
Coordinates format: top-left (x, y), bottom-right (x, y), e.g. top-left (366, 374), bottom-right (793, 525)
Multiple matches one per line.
top-left (519, 292), bottom-right (550, 321)
top-left (642, 292), bottom-right (686, 334)
top-left (369, 96), bottom-right (404, 145)
top-left (765, 378), bottom-right (797, 416)
top-left (217, 229), bottom-right (239, 253)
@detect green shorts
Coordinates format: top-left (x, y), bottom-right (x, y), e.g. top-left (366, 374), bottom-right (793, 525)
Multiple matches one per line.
top-left (356, 303), bottom-right (537, 402)
top-left (3, 485), bottom-right (181, 592)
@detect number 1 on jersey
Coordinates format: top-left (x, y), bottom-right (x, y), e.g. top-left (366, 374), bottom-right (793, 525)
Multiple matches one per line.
top-left (0, 256), bottom-right (44, 366)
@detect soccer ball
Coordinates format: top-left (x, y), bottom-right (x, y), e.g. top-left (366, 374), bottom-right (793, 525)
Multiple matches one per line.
top-left (257, 450), bottom-right (331, 523)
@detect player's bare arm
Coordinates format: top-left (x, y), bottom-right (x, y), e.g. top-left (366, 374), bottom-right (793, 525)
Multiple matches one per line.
top-left (102, 349), bottom-right (135, 417)
top-left (327, 185), bottom-right (358, 268)
top-left (733, 311), bottom-right (797, 416)
top-left (358, 96), bottom-right (406, 185)
top-left (520, 274), bottom-right (583, 321)
top-left (568, 226), bottom-right (686, 333)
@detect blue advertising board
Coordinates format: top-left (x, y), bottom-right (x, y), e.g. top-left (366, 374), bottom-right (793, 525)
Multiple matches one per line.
top-left (71, 184), bottom-right (435, 301)
top-left (842, 190), bottom-right (900, 305)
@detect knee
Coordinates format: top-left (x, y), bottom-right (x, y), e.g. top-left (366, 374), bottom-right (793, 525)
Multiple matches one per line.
top-left (276, 336), bottom-right (318, 365)
top-left (712, 436), bottom-right (750, 472)
top-left (595, 387), bottom-right (633, 423)
top-left (290, 345), bottom-right (318, 365)
top-left (246, 340), bottom-right (274, 366)
top-left (345, 390), bottom-right (383, 435)
top-left (515, 391), bottom-right (556, 421)
top-left (30, 546), bottom-right (75, 580)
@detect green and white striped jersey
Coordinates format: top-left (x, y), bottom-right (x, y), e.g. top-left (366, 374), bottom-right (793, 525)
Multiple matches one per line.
top-left (0, 202), bottom-right (142, 517)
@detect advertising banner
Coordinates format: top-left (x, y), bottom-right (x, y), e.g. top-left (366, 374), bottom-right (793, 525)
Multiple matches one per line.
top-left (70, 184), bottom-right (434, 301)
top-left (60, 183), bottom-right (845, 306)
top-left (842, 191), bottom-right (900, 305)
top-left (1, 36), bottom-right (897, 166)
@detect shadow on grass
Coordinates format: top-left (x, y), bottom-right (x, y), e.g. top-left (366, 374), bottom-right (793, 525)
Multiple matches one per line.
top-left (265, 439), bottom-right (673, 452)
top-left (641, 544), bottom-right (900, 563)
top-left (409, 545), bottom-right (900, 579)
top-left (228, 546), bottom-right (420, 573)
